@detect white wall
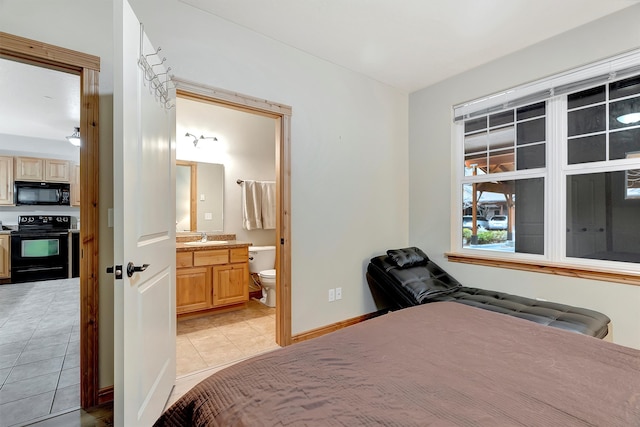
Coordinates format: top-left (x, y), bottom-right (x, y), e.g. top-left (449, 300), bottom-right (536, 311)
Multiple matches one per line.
top-left (409, 5), bottom-right (640, 348)
top-left (1, 0), bottom-right (408, 388)
top-left (176, 98), bottom-right (277, 246)
top-left (129, 0), bottom-right (410, 335)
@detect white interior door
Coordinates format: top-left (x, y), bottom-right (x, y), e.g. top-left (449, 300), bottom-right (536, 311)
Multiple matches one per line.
top-left (113, 0), bottom-right (176, 425)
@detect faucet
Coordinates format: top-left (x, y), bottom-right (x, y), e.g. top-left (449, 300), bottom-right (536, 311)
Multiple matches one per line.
top-left (200, 231), bottom-right (207, 242)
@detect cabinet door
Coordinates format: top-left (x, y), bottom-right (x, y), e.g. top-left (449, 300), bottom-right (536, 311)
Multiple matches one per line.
top-left (71, 164), bottom-right (81, 206)
top-left (0, 156), bottom-right (13, 205)
top-left (14, 157), bottom-right (43, 181)
top-left (0, 235), bottom-right (9, 279)
top-left (45, 159), bottom-right (71, 182)
top-left (213, 263), bottom-right (249, 306)
top-left (176, 266), bottom-right (212, 314)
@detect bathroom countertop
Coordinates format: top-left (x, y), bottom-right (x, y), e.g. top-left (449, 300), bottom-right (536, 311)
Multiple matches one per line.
top-left (176, 240), bottom-right (252, 252)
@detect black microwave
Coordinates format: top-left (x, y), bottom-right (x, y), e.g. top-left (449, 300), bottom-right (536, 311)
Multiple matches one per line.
top-left (14, 181), bottom-right (71, 206)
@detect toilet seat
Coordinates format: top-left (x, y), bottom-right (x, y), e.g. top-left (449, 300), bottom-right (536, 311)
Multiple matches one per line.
top-left (259, 269), bottom-right (276, 280)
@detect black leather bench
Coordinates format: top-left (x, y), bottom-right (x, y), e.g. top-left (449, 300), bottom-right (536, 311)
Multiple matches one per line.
top-left (366, 247), bottom-right (611, 339)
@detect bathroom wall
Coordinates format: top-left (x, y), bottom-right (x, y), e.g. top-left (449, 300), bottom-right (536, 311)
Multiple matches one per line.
top-left (0, 134), bottom-right (81, 226)
top-left (176, 97), bottom-right (277, 246)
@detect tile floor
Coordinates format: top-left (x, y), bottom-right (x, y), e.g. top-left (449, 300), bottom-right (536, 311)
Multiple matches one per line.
top-left (0, 278), bottom-right (80, 427)
top-left (176, 298), bottom-right (278, 377)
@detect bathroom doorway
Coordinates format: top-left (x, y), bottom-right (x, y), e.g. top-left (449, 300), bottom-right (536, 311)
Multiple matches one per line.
top-left (173, 81), bottom-right (291, 378)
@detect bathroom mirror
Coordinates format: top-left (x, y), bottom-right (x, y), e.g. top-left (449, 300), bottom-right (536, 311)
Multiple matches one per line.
top-left (176, 161), bottom-right (224, 232)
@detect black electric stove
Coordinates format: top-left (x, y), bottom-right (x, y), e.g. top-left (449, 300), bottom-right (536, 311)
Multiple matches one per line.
top-left (11, 216), bottom-right (76, 283)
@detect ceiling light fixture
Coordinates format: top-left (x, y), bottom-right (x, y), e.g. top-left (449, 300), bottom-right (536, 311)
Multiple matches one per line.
top-left (185, 132), bottom-right (218, 147)
top-left (66, 127), bottom-right (81, 146)
top-left (617, 113), bottom-right (640, 125)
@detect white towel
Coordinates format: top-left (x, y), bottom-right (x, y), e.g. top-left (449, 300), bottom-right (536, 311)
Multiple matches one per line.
top-left (260, 181), bottom-right (276, 229)
top-left (241, 180), bottom-right (262, 230)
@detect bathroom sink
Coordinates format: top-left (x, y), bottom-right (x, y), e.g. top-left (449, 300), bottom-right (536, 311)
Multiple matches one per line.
top-left (183, 240), bottom-right (229, 246)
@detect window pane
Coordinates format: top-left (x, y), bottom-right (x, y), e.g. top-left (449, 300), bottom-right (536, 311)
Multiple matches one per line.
top-left (610, 96), bottom-right (640, 130)
top-left (516, 102), bottom-right (545, 120)
top-left (568, 134), bottom-right (606, 164)
top-left (567, 105), bottom-right (606, 137)
top-left (609, 128), bottom-right (640, 160)
top-left (517, 118), bottom-right (545, 144)
top-left (461, 178), bottom-right (544, 254)
top-left (464, 132), bottom-right (487, 154)
top-left (567, 171), bottom-right (640, 263)
top-left (517, 143), bottom-right (545, 169)
top-left (465, 117), bottom-right (486, 133)
top-left (489, 149), bottom-right (514, 173)
top-left (488, 126), bottom-right (514, 150)
top-left (609, 75), bottom-right (640, 100)
top-left (464, 154), bottom-right (487, 177)
top-left (514, 178), bottom-right (544, 255)
top-left (567, 85), bottom-right (605, 109)
top-left (489, 110), bottom-right (514, 127)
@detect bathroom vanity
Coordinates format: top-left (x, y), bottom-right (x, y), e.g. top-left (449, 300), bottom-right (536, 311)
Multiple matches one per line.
top-left (176, 234), bottom-right (251, 317)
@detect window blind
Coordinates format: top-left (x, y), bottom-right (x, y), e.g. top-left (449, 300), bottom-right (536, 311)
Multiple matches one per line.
top-left (453, 49), bottom-right (640, 122)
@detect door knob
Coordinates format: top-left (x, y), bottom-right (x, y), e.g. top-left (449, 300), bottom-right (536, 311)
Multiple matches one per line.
top-left (127, 262), bottom-right (150, 278)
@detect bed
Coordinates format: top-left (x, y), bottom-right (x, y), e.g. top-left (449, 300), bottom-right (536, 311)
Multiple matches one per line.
top-left (155, 301), bottom-right (640, 426)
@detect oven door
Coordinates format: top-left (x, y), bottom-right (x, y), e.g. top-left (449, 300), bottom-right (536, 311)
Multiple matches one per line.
top-left (11, 231), bottom-right (69, 283)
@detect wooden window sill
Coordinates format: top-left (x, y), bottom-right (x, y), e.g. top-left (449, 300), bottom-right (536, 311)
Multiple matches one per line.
top-left (445, 252), bottom-right (640, 287)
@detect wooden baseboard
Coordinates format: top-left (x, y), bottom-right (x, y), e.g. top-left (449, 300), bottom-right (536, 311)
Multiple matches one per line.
top-left (97, 386), bottom-right (113, 405)
top-left (291, 310), bottom-right (386, 344)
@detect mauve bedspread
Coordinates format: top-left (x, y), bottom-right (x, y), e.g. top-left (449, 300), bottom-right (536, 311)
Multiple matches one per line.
top-left (155, 302), bottom-right (640, 426)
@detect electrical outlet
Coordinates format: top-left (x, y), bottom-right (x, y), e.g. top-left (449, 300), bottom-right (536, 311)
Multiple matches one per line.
top-left (204, 212), bottom-right (212, 220)
top-left (328, 288), bottom-right (335, 302)
top-left (335, 287), bottom-right (342, 300)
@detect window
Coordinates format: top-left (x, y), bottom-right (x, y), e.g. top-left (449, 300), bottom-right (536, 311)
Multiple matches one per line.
top-left (454, 51), bottom-right (640, 271)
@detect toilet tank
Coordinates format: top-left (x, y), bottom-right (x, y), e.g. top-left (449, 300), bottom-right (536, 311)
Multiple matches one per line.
top-left (248, 245), bottom-right (276, 273)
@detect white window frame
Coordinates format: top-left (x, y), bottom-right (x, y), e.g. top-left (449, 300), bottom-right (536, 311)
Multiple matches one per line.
top-left (451, 49), bottom-right (640, 276)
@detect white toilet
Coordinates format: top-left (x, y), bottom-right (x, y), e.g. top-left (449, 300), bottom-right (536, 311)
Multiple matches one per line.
top-left (248, 245), bottom-right (276, 307)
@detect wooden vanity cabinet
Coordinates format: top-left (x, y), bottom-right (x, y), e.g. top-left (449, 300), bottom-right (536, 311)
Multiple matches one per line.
top-left (176, 246), bottom-right (249, 315)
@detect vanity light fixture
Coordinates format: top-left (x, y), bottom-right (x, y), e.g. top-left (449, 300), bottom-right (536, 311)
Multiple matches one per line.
top-left (66, 127), bottom-right (81, 146)
top-left (185, 132), bottom-right (218, 147)
top-left (617, 112), bottom-right (640, 125)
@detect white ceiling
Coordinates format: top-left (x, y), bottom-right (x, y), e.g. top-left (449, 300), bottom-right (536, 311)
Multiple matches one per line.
top-left (0, 58), bottom-right (79, 142)
top-left (179, 0), bottom-right (638, 92)
top-left (1, 0), bottom-right (637, 142)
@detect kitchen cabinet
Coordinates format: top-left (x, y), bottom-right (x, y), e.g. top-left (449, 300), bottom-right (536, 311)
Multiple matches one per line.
top-left (0, 156), bottom-right (13, 205)
top-left (176, 245), bottom-right (249, 315)
top-left (45, 159), bottom-right (71, 182)
top-left (71, 164), bottom-right (80, 206)
top-left (0, 235), bottom-right (10, 279)
top-left (14, 157), bottom-right (70, 182)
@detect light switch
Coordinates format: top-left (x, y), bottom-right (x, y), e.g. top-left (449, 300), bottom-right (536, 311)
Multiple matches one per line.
top-left (200, 194), bottom-right (205, 201)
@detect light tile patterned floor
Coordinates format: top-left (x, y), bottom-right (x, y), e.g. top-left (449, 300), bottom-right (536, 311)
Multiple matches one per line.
top-left (176, 299), bottom-right (278, 377)
top-left (0, 278), bottom-right (80, 427)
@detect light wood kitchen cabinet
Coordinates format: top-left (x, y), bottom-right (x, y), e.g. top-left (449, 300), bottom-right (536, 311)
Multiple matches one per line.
top-left (14, 156), bottom-right (43, 181)
top-left (14, 157), bottom-right (70, 182)
top-left (71, 164), bottom-right (80, 206)
top-left (0, 235), bottom-right (10, 279)
top-left (45, 159), bottom-right (71, 182)
top-left (176, 245), bottom-right (249, 315)
top-left (0, 156), bottom-right (13, 205)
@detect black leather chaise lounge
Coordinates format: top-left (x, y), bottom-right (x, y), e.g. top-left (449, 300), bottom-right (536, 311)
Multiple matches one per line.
top-left (366, 247), bottom-right (611, 339)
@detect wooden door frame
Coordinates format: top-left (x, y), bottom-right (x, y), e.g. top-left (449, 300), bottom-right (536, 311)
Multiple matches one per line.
top-left (174, 78), bottom-right (292, 346)
top-left (0, 32), bottom-right (101, 408)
